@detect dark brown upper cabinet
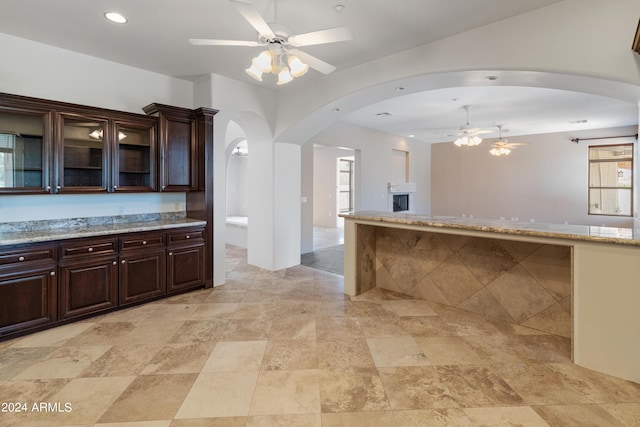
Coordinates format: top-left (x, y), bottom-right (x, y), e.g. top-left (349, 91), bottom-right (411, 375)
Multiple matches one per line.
top-left (0, 99), bottom-right (53, 194)
top-left (113, 118), bottom-right (157, 192)
top-left (143, 104), bottom-right (197, 192)
top-left (56, 113), bottom-right (110, 193)
top-left (0, 93), bottom-right (159, 194)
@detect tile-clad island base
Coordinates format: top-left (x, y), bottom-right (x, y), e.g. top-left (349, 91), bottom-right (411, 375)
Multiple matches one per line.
top-left (358, 225), bottom-right (571, 338)
top-left (342, 211), bottom-right (640, 384)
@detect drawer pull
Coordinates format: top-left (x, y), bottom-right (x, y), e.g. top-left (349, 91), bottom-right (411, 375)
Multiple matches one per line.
top-left (186, 235), bottom-right (190, 239)
top-left (142, 241), bottom-right (147, 245)
top-left (168, 252), bottom-right (173, 256)
top-left (50, 271), bottom-right (55, 276)
top-left (121, 260), bottom-right (126, 264)
top-left (112, 261), bottom-right (117, 265)
top-left (18, 256), bottom-right (25, 262)
top-left (88, 247), bottom-right (93, 252)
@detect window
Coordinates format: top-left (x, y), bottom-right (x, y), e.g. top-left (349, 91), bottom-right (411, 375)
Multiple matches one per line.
top-left (588, 143), bottom-right (633, 216)
top-left (338, 158), bottom-right (354, 213)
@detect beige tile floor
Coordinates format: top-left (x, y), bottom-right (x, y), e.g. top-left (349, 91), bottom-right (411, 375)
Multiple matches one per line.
top-left (1, 244), bottom-right (639, 426)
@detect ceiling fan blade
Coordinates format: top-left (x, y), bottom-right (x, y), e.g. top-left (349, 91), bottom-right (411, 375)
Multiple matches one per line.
top-left (290, 49), bottom-right (336, 74)
top-left (189, 38), bottom-right (261, 47)
top-left (289, 26), bottom-right (353, 47)
top-left (229, 0), bottom-right (275, 38)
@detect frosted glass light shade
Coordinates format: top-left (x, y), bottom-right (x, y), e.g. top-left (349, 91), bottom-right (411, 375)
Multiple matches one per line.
top-left (277, 68), bottom-right (293, 85)
top-left (288, 55), bottom-right (309, 77)
top-left (245, 64), bottom-right (263, 81)
top-left (253, 50), bottom-right (273, 72)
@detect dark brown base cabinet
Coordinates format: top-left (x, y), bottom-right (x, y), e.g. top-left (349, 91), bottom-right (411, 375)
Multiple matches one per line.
top-left (0, 264), bottom-right (57, 336)
top-left (119, 248), bottom-right (166, 305)
top-left (58, 237), bottom-right (119, 320)
top-left (0, 226), bottom-right (205, 341)
top-left (167, 228), bottom-right (205, 293)
top-left (59, 255), bottom-right (118, 320)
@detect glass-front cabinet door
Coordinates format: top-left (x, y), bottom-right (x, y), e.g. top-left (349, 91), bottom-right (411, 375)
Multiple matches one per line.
top-left (56, 114), bottom-right (109, 193)
top-left (112, 119), bottom-right (156, 192)
top-left (0, 109), bottom-right (51, 194)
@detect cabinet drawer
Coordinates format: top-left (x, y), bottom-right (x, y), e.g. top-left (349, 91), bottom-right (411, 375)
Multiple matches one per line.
top-left (0, 243), bottom-right (57, 266)
top-left (167, 228), bottom-right (205, 246)
top-left (120, 232), bottom-right (165, 251)
top-left (60, 238), bottom-right (118, 260)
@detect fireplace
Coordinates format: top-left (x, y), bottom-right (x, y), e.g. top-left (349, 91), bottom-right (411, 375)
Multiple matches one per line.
top-left (393, 194), bottom-right (409, 212)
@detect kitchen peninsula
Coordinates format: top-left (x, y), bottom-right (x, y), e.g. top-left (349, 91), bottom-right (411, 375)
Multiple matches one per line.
top-left (341, 211), bottom-right (640, 384)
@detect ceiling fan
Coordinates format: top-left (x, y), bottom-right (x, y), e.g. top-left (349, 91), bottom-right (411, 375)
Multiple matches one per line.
top-left (451, 105), bottom-right (493, 147)
top-left (489, 124), bottom-right (527, 156)
top-left (189, 0), bottom-right (352, 84)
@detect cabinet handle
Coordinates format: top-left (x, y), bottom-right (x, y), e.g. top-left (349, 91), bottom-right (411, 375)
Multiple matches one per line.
top-left (168, 252), bottom-right (173, 256)
top-left (112, 261), bottom-right (117, 265)
top-left (50, 271), bottom-right (56, 276)
top-left (88, 247), bottom-right (93, 252)
top-left (142, 240), bottom-right (147, 245)
top-left (121, 260), bottom-right (126, 264)
top-left (186, 235), bottom-right (190, 239)
top-left (18, 256), bottom-right (25, 262)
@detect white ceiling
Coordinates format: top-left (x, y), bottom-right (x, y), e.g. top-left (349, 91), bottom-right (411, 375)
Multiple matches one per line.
top-left (0, 0), bottom-right (637, 142)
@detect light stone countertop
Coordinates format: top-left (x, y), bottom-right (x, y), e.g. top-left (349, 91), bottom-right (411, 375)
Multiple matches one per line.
top-left (341, 211), bottom-right (640, 247)
top-left (0, 214), bottom-right (206, 247)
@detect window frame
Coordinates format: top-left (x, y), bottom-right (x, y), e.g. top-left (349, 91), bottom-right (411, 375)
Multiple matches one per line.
top-left (588, 142), bottom-right (634, 217)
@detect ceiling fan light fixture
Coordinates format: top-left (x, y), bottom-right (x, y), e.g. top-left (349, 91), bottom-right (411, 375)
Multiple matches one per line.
top-left (454, 135), bottom-right (482, 147)
top-left (288, 55), bottom-right (309, 77)
top-left (490, 147), bottom-right (511, 156)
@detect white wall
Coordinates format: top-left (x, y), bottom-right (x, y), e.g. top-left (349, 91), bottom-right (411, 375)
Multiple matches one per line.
top-left (431, 125), bottom-right (637, 227)
top-left (226, 154), bottom-right (249, 217)
top-left (390, 150), bottom-right (408, 183)
top-left (313, 145), bottom-right (341, 228)
top-left (0, 33), bottom-right (193, 112)
top-left (0, 33), bottom-right (195, 223)
top-left (300, 142), bottom-right (314, 254)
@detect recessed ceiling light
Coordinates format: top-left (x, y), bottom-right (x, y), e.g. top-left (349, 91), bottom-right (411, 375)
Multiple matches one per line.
top-left (335, 4), bottom-right (346, 13)
top-left (485, 75), bottom-right (498, 81)
top-left (408, 134), bottom-right (415, 138)
top-left (569, 119), bottom-right (588, 124)
top-left (396, 86), bottom-right (406, 91)
top-left (376, 112), bottom-right (394, 117)
top-left (105, 12), bottom-right (127, 24)
top-left (332, 108), bottom-right (341, 112)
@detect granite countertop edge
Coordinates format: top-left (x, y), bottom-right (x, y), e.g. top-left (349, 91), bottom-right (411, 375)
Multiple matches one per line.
top-left (341, 211), bottom-right (640, 247)
top-left (0, 218), bottom-right (207, 247)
